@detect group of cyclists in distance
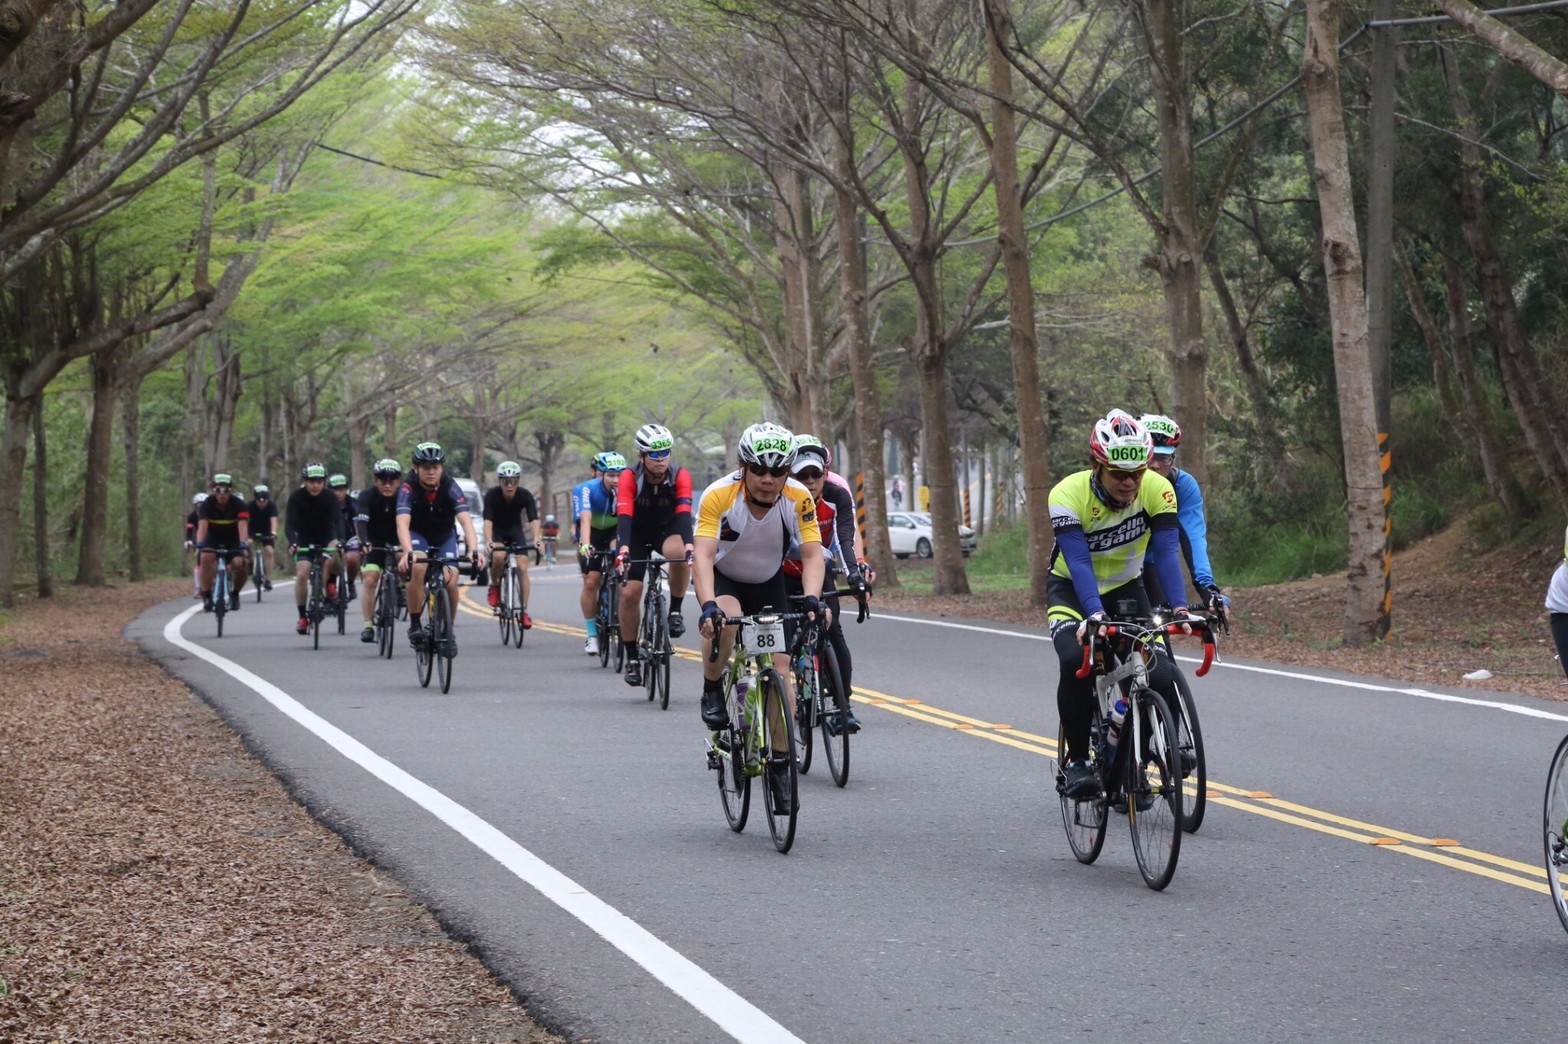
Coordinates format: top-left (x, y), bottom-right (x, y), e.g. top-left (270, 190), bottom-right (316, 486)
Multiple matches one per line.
top-left (184, 408), bottom-right (1228, 818)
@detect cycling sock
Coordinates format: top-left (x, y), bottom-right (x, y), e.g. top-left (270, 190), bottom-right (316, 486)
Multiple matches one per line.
top-left (297, 604), bottom-right (306, 615)
top-left (585, 619), bottom-right (597, 637)
top-left (702, 677), bottom-right (723, 694)
top-left (670, 595), bottom-right (684, 614)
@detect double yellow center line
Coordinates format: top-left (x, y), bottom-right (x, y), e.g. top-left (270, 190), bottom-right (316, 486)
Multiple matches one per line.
top-left (457, 593), bottom-right (1552, 895)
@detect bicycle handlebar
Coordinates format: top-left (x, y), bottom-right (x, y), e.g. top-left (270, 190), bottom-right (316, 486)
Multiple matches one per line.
top-left (1074, 617), bottom-right (1218, 680)
top-left (494, 542), bottom-right (542, 565)
top-left (704, 610), bottom-right (806, 662)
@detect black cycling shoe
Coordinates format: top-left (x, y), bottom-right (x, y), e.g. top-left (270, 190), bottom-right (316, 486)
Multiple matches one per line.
top-left (1178, 747), bottom-right (1198, 779)
top-left (262, 579), bottom-right (273, 591)
top-left (624, 657), bottom-right (643, 686)
top-left (766, 759), bottom-right (796, 815)
top-left (701, 687), bottom-right (730, 729)
top-left (229, 591), bottom-right (241, 611)
top-left (825, 710), bottom-right (861, 736)
top-left (360, 625), bottom-right (376, 644)
top-left (407, 622), bottom-right (426, 648)
top-left (1057, 759), bottom-right (1099, 799)
top-left (202, 592), bottom-right (214, 613)
top-left (667, 611), bottom-right (686, 639)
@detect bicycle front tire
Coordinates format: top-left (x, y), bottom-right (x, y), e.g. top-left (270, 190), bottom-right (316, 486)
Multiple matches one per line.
top-left (651, 591), bottom-right (669, 709)
top-left (1171, 668), bottom-right (1207, 833)
top-left (792, 651), bottom-right (816, 776)
top-left (1127, 686), bottom-right (1184, 890)
top-left (434, 587), bottom-right (453, 694)
top-left (596, 588), bottom-right (612, 668)
top-left (214, 570), bottom-right (227, 637)
top-left (510, 565), bottom-right (526, 649)
top-left (415, 592), bottom-right (435, 688)
top-left (819, 643), bottom-right (851, 788)
top-left (759, 668), bottom-right (798, 853)
top-left (718, 724), bottom-right (750, 832)
top-left (1544, 733), bottom-right (1568, 933)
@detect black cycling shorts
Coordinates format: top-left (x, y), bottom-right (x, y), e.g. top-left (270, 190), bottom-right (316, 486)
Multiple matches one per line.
top-left (579, 527), bottom-right (616, 575)
top-left (713, 567), bottom-right (788, 618)
top-left (624, 520), bottom-right (686, 583)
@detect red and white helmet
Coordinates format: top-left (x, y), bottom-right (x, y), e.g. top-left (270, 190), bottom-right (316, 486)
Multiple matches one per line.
top-left (1089, 409), bottom-right (1152, 471)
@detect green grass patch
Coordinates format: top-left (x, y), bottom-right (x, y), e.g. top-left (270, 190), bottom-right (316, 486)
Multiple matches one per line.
top-left (1216, 522), bottom-right (1347, 588)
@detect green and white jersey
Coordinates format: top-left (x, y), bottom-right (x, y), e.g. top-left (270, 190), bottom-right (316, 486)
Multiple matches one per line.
top-left (1047, 468), bottom-right (1179, 592)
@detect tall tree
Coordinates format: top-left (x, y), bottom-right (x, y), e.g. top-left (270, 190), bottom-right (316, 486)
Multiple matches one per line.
top-left (1302, 0), bottom-right (1388, 644)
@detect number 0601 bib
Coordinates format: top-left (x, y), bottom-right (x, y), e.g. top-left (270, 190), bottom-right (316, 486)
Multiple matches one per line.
top-left (742, 618), bottom-right (785, 657)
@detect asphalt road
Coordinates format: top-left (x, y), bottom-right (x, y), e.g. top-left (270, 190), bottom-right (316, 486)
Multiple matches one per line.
top-left (131, 568), bottom-right (1568, 1042)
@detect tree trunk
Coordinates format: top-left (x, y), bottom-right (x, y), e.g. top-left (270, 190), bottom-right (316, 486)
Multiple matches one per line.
top-left (75, 350), bottom-right (118, 586)
top-left (1142, 0), bottom-right (1208, 490)
top-left (1303, 0), bottom-right (1389, 645)
top-left (917, 350), bottom-right (970, 595)
top-left (830, 93), bottom-right (896, 585)
top-left (535, 430), bottom-right (565, 517)
top-left (348, 413), bottom-right (373, 489)
top-left (30, 393), bottom-right (51, 598)
top-left (983, 0), bottom-right (1053, 606)
top-left (1438, 254), bottom-right (1523, 514)
top-left (1442, 46), bottom-right (1568, 515)
top-left (0, 392), bottom-right (39, 606)
top-left (122, 371), bottom-right (145, 582)
top-left (1432, 0), bottom-right (1568, 95)
top-left (774, 160), bottom-right (820, 432)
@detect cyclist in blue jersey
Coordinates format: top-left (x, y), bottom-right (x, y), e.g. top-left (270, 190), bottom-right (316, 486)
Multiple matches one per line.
top-left (1138, 414), bottom-right (1229, 621)
top-left (1049, 410), bottom-right (1192, 800)
top-left (575, 451), bottom-right (625, 656)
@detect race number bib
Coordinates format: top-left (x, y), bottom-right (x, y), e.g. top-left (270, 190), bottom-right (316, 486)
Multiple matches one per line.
top-left (742, 617), bottom-right (785, 657)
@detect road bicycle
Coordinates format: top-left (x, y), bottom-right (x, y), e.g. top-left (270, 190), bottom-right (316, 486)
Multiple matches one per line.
top-left (627, 554), bottom-right (673, 709)
top-left (205, 546), bottom-right (243, 637)
top-left (295, 545), bottom-right (342, 651)
top-left (1153, 597), bottom-right (1228, 832)
top-left (592, 551), bottom-right (623, 671)
top-left (410, 554), bottom-right (463, 693)
top-left (493, 542), bottom-right (540, 649)
top-left (706, 607), bottom-right (803, 853)
top-left (1544, 733), bottom-right (1568, 933)
top-left (788, 587), bottom-right (868, 789)
top-left (365, 545), bottom-right (401, 660)
top-left (1057, 614), bottom-right (1217, 891)
top-left (250, 537), bottom-right (271, 602)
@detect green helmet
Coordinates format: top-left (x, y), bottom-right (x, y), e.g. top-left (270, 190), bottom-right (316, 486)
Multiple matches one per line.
top-left (302, 462), bottom-right (327, 480)
top-left (328, 473), bottom-right (348, 489)
top-left (211, 473), bottom-right (233, 489)
top-left (373, 459), bottom-right (402, 479)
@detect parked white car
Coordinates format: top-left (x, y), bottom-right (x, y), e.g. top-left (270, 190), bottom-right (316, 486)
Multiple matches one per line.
top-left (454, 477), bottom-right (485, 579)
top-left (886, 511), bottom-right (977, 559)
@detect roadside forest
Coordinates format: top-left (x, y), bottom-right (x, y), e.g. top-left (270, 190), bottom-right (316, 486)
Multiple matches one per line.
top-left (2, 0), bottom-right (1565, 645)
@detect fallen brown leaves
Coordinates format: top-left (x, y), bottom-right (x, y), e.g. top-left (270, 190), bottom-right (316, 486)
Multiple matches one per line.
top-left (0, 582), bottom-right (560, 1042)
top-left (876, 522), bottom-right (1568, 702)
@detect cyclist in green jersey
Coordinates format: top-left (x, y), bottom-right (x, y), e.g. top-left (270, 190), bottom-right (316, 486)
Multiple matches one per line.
top-left (1048, 409), bottom-right (1193, 799)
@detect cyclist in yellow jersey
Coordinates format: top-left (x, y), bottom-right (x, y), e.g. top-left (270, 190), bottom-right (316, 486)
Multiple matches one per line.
top-left (1049, 409), bottom-right (1193, 799)
top-left (694, 422), bottom-right (827, 816)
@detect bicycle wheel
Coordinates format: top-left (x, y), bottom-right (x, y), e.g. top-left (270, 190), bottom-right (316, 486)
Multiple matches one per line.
top-left (819, 643), bottom-right (851, 788)
top-left (1544, 733), bottom-right (1568, 934)
top-left (214, 570), bottom-right (227, 637)
top-left (1170, 668), bottom-right (1207, 833)
top-left (254, 550), bottom-right (265, 602)
top-left (498, 567), bottom-right (515, 647)
top-left (377, 578), bottom-right (395, 660)
top-left (717, 724), bottom-right (750, 832)
top-left (336, 581), bottom-right (348, 635)
top-left (651, 591), bottom-right (669, 709)
top-left (1126, 686), bottom-right (1184, 890)
top-left (595, 586), bottom-right (612, 668)
top-left (791, 649), bottom-right (816, 776)
top-left (415, 591), bottom-right (434, 688)
top-left (643, 596), bottom-right (660, 703)
top-left (510, 566), bottom-right (526, 649)
top-left (1056, 711), bottom-right (1108, 865)
top-left (434, 587), bottom-right (453, 694)
top-left (759, 668), bottom-right (798, 853)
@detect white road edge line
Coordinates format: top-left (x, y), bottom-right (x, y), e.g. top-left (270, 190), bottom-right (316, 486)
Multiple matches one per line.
top-left (874, 612), bottom-right (1568, 723)
top-left (161, 604), bottom-right (803, 1044)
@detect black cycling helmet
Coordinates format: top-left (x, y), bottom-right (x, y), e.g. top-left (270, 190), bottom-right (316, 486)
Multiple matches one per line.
top-left (372, 458), bottom-right (402, 479)
top-left (302, 462), bottom-right (327, 480)
top-left (411, 441), bottom-right (444, 465)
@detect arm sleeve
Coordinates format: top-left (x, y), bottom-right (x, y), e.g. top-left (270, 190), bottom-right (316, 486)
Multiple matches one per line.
top-left (615, 470), bottom-right (636, 548)
top-left (330, 500), bottom-right (345, 542)
top-left (1174, 470), bottom-right (1215, 590)
top-left (675, 467), bottom-right (694, 544)
top-left (284, 496), bottom-right (301, 546)
top-left (826, 484), bottom-right (857, 559)
top-left (354, 493), bottom-right (371, 545)
top-left (1147, 518), bottom-right (1189, 610)
top-left (1053, 527), bottom-right (1105, 618)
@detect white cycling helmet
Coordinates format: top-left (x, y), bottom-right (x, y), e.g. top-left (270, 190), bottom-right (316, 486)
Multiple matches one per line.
top-left (496, 461), bottom-right (522, 479)
top-left (1089, 409), bottom-right (1152, 471)
top-left (634, 423), bottom-right (674, 454)
top-left (738, 422), bottom-right (796, 470)
top-left (193, 493), bottom-right (208, 505)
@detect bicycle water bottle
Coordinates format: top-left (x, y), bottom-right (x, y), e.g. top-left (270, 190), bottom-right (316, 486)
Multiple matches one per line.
top-left (734, 671), bottom-right (753, 732)
top-left (1104, 697), bottom-right (1129, 763)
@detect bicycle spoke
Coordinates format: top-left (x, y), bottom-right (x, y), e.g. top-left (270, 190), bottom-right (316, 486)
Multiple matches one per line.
top-left (1126, 688), bottom-right (1183, 890)
top-left (1544, 735), bottom-right (1568, 933)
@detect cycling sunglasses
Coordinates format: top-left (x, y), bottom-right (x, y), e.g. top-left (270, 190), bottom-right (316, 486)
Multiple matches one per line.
top-left (746, 463), bottom-right (788, 478)
top-left (794, 468), bottom-right (824, 481)
top-left (644, 449), bottom-right (672, 461)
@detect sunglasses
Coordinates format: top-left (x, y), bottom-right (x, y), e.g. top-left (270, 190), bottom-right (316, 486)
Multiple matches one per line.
top-left (500, 478), bottom-right (519, 485)
top-left (747, 463), bottom-right (788, 478)
top-left (795, 468), bottom-right (823, 481)
top-left (644, 449), bottom-right (672, 461)
top-left (212, 486), bottom-right (231, 493)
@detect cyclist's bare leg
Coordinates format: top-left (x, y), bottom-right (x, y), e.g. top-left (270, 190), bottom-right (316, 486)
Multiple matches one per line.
top-left (579, 569), bottom-right (601, 621)
top-left (519, 555), bottom-right (531, 609)
top-left (700, 594), bottom-right (744, 685)
top-left (408, 557), bottom-right (428, 621)
top-left (230, 557), bottom-right (249, 591)
top-left (660, 534), bottom-right (689, 599)
top-left (768, 649), bottom-right (795, 753)
top-left (293, 559), bottom-right (311, 608)
top-left (197, 550), bottom-right (217, 594)
top-left (442, 564), bottom-right (460, 627)
top-left (620, 578), bottom-right (643, 646)
top-left (360, 566), bottom-right (381, 625)
top-left (489, 548), bottom-right (507, 589)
